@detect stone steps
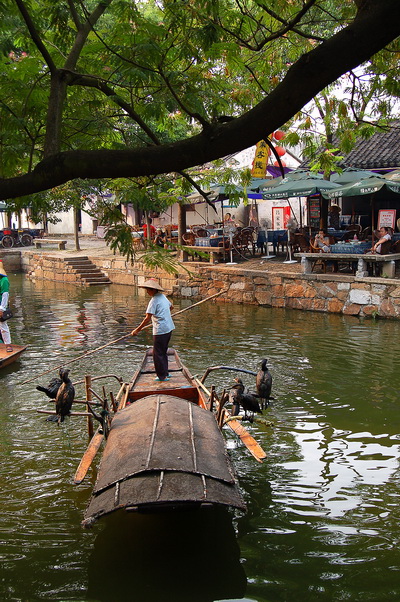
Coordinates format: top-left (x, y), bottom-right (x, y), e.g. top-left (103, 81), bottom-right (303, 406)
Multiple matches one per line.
top-left (64, 257), bottom-right (111, 286)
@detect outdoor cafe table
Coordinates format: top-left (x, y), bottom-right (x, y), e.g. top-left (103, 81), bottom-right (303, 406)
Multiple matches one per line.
top-left (295, 243), bottom-right (400, 278)
top-left (182, 235), bottom-right (230, 264)
top-left (256, 230), bottom-right (286, 254)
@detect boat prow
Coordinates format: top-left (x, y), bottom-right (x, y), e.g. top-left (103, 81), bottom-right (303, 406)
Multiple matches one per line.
top-left (0, 344), bottom-right (27, 369)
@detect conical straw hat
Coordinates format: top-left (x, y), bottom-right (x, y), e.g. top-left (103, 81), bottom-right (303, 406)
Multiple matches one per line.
top-left (138, 278), bottom-right (164, 291)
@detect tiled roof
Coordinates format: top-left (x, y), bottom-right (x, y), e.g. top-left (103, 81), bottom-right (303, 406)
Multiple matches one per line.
top-left (300, 123), bottom-right (400, 169)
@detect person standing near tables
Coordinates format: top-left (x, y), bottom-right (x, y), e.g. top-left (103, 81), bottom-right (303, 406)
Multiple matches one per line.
top-left (328, 204), bottom-right (341, 230)
top-left (0, 259), bottom-right (13, 352)
top-left (143, 218), bottom-right (156, 240)
top-left (130, 279), bottom-right (175, 382)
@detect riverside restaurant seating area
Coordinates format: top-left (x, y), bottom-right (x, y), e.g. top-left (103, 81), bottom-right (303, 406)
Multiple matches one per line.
top-left (129, 221), bottom-right (400, 277)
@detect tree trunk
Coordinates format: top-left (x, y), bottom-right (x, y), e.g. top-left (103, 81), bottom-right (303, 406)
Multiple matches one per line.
top-left (145, 213), bottom-right (151, 240)
top-left (177, 204), bottom-right (186, 246)
top-left (73, 206), bottom-right (81, 251)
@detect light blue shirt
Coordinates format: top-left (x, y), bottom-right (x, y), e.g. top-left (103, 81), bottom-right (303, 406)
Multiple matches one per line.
top-left (146, 293), bottom-right (175, 335)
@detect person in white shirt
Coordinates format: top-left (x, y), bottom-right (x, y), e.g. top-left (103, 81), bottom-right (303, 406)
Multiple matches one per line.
top-left (372, 227), bottom-right (391, 254)
top-left (314, 230), bottom-right (331, 253)
top-left (131, 279), bottom-right (175, 382)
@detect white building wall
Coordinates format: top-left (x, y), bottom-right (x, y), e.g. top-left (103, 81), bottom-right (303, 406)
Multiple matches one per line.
top-left (47, 204), bottom-right (96, 235)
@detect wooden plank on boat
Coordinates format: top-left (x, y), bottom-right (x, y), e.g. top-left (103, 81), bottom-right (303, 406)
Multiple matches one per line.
top-left (226, 416), bottom-right (267, 462)
top-left (128, 350), bottom-right (200, 403)
top-left (129, 348), bottom-right (182, 380)
top-left (93, 395), bottom-right (234, 495)
top-left (74, 429), bottom-right (104, 484)
top-left (0, 344), bottom-right (27, 368)
top-left (193, 376), bottom-right (267, 462)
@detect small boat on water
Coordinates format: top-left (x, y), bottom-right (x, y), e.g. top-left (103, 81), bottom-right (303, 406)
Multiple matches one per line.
top-left (0, 343), bottom-right (27, 369)
top-left (75, 348), bottom-right (266, 526)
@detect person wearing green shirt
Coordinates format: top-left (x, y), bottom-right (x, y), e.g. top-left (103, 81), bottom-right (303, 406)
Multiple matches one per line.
top-left (0, 259), bottom-right (12, 352)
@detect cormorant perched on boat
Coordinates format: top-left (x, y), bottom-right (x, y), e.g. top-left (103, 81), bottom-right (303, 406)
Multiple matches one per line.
top-left (256, 359), bottom-right (273, 410)
top-left (87, 399), bottom-right (112, 439)
top-left (229, 378), bottom-right (262, 421)
top-left (36, 376), bottom-right (63, 399)
top-left (55, 368), bottom-right (75, 424)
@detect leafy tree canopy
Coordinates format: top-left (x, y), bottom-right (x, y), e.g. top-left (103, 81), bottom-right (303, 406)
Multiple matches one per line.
top-left (0, 0), bottom-right (398, 205)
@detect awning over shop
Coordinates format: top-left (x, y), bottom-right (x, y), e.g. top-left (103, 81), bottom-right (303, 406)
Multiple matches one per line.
top-left (330, 167), bottom-right (378, 184)
top-left (263, 172), bottom-right (340, 199)
top-left (321, 175), bottom-right (400, 199)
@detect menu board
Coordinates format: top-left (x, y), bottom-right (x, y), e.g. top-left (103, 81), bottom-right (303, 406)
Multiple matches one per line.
top-left (377, 209), bottom-right (396, 229)
top-left (309, 197), bottom-right (320, 228)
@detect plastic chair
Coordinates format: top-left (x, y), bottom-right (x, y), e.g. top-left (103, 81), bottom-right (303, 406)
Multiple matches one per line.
top-left (182, 232), bottom-right (196, 245)
top-left (309, 237), bottom-right (327, 273)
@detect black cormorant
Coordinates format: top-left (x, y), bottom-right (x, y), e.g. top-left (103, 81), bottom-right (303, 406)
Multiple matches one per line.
top-left (256, 359), bottom-right (273, 410)
top-left (229, 378), bottom-right (262, 421)
top-left (55, 368), bottom-right (75, 424)
top-left (36, 376), bottom-right (63, 399)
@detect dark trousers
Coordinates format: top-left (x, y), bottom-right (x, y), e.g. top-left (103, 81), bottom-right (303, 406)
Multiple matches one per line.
top-left (153, 331), bottom-right (172, 379)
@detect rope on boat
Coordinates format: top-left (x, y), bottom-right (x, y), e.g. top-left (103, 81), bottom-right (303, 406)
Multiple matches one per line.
top-left (19, 289), bottom-right (228, 386)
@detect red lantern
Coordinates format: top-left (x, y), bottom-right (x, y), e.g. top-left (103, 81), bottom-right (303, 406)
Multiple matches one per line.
top-left (274, 160), bottom-right (286, 167)
top-left (274, 130), bottom-right (285, 141)
top-left (275, 145), bottom-right (286, 157)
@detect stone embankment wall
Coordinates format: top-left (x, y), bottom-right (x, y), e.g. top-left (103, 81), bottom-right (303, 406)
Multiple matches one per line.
top-left (91, 256), bottom-right (400, 320)
top-left (19, 251), bottom-right (180, 291)
top-left (12, 251), bottom-right (400, 320)
top-left (0, 251), bottom-right (22, 273)
top-left (178, 267), bottom-right (400, 319)
top-left (20, 252), bottom-right (91, 284)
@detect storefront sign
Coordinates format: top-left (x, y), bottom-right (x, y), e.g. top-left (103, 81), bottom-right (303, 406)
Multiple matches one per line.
top-left (377, 209), bottom-right (396, 229)
top-left (272, 206), bottom-right (291, 230)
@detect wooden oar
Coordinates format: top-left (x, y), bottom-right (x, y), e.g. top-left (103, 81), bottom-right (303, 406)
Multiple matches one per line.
top-left (20, 289), bottom-right (226, 386)
top-left (193, 376), bottom-right (267, 463)
top-left (74, 428), bottom-right (104, 484)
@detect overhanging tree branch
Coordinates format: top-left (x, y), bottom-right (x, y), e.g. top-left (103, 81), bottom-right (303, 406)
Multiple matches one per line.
top-left (1, 0), bottom-right (399, 201)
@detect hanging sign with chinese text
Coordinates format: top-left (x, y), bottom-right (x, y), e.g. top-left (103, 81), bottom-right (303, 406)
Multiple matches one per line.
top-left (272, 206), bottom-right (291, 230)
top-left (251, 139), bottom-right (270, 178)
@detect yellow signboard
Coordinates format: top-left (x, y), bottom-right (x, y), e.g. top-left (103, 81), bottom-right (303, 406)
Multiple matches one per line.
top-left (251, 139), bottom-right (270, 178)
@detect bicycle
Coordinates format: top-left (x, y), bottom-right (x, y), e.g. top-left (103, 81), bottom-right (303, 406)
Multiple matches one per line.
top-left (0, 228), bottom-right (33, 248)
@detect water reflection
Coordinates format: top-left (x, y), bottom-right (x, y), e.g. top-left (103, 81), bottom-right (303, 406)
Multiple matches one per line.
top-left (2, 274), bottom-right (400, 600)
top-left (88, 509), bottom-right (246, 602)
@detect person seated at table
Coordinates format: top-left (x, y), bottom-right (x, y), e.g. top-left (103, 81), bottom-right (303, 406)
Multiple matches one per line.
top-left (223, 212), bottom-right (235, 226)
top-left (371, 227), bottom-right (392, 254)
top-left (154, 228), bottom-right (167, 248)
top-left (314, 230), bottom-right (331, 253)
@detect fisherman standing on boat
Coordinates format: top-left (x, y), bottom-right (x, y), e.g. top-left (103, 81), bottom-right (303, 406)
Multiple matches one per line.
top-left (0, 259), bottom-right (13, 352)
top-left (131, 279), bottom-right (175, 382)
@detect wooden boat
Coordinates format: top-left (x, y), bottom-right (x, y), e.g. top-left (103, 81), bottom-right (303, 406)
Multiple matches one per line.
top-left (81, 348), bottom-right (266, 526)
top-left (0, 343), bottom-right (27, 368)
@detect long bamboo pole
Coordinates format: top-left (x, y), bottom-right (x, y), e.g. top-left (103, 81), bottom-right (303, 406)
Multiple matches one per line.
top-left (20, 289), bottom-right (227, 386)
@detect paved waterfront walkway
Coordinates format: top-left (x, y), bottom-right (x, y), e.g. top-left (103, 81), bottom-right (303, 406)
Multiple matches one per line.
top-left (22, 234), bottom-right (304, 275)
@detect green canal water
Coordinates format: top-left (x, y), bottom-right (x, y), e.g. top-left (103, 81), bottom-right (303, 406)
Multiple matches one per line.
top-left (1, 274), bottom-right (400, 601)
